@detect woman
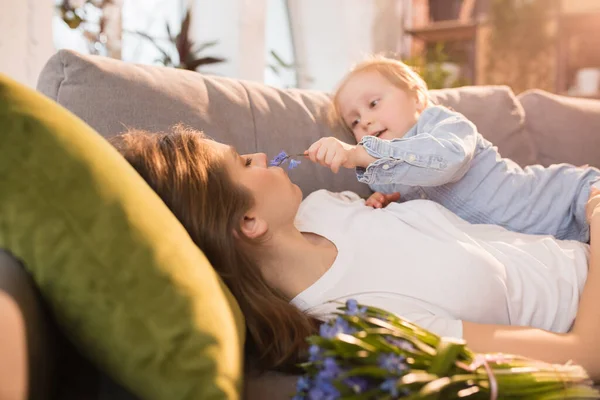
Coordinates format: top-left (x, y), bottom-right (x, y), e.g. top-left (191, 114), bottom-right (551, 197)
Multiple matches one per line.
top-left (110, 125), bottom-right (600, 380)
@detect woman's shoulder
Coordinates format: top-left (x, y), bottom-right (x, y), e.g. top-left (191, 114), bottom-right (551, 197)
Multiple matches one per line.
top-left (295, 190), bottom-right (365, 225)
top-left (303, 189), bottom-right (364, 204)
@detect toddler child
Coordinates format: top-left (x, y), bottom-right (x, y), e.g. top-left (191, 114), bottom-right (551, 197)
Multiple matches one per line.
top-left (306, 56), bottom-right (600, 242)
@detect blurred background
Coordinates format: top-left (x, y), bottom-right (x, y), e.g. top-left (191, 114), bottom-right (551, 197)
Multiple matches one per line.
top-left (2, 0), bottom-right (600, 98)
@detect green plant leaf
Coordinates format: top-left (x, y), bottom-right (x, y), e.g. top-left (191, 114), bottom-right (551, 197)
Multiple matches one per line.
top-left (270, 50), bottom-right (294, 68)
top-left (193, 40), bottom-right (219, 55)
top-left (186, 57), bottom-right (226, 71)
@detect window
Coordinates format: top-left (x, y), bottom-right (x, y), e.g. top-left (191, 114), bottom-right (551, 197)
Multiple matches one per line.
top-left (264, 0), bottom-right (297, 88)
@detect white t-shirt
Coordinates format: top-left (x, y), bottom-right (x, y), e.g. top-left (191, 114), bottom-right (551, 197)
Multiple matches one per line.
top-left (291, 190), bottom-right (589, 338)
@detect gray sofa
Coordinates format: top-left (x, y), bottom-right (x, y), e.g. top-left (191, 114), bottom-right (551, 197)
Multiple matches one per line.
top-left (2, 49), bottom-right (600, 399)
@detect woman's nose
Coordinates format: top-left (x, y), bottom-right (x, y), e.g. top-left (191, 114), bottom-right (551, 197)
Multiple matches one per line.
top-left (255, 153), bottom-right (268, 167)
top-left (245, 152), bottom-right (267, 167)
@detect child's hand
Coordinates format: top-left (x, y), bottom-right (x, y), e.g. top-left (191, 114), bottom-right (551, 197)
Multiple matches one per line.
top-left (365, 192), bottom-right (401, 208)
top-left (586, 187), bottom-right (600, 224)
top-left (306, 137), bottom-right (375, 173)
top-left (306, 137), bottom-right (358, 173)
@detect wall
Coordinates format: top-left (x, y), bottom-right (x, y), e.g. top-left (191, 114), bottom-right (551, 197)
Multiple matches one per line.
top-left (562, 0), bottom-right (600, 13)
top-left (0, 0), bottom-right (54, 87)
top-left (190, 0), bottom-right (267, 81)
top-left (288, 0), bottom-right (408, 91)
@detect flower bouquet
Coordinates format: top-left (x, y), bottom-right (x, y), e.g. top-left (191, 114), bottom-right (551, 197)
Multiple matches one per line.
top-left (294, 300), bottom-right (600, 400)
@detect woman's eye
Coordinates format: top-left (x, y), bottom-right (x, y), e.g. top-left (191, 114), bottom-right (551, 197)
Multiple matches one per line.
top-left (370, 99), bottom-right (379, 108)
top-left (244, 157), bottom-right (252, 166)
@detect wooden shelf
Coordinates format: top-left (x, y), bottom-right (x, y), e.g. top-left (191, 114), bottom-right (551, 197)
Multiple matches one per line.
top-left (559, 11), bottom-right (600, 33)
top-left (556, 11), bottom-right (600, 94)
top-left (405, 20), bottom-right (478, 42)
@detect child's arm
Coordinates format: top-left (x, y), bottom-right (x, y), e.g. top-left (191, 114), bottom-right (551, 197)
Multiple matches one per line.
top-left (357, 106), bottom-right (479, 187)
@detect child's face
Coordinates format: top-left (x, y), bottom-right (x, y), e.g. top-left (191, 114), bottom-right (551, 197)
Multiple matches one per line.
top-left (336, 70), bottom-right (423, 142)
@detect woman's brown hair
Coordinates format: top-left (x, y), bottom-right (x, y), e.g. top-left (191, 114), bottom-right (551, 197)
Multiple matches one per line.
top-left (109, 125), bottom-right (319, 371)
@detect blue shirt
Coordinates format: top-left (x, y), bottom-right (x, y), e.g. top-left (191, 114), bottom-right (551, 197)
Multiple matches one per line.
top-left (356, 105), bottom-right (600, 242)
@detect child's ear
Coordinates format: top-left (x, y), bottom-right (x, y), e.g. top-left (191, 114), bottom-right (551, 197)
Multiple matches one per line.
top-left (415, 92), bottom-right (427, 112)
top-left (239, 214), bottom-right (268, 239)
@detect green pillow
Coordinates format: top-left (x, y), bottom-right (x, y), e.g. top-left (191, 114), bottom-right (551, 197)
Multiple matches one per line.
top-left (0, 73), bottom-right (245, 399)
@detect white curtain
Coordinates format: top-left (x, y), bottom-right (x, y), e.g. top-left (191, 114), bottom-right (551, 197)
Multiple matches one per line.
top-left (286, 0), bottom-right (409, 91)
top-left (0, 0), bottom-right (54, 87)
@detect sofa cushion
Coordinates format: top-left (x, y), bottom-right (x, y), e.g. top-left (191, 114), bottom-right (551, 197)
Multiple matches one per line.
top-left (37, 50), bottom-right (372, 199)
top-left (0, 73), bottom-right (244, 400)
top-left (518, 89), bottom-right (600, 167)
top-left (430, 85), bottom-right (536, 167)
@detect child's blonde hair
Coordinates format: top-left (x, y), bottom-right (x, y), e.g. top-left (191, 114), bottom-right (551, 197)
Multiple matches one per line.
top-left (330, 55), bottom-right (430, 135)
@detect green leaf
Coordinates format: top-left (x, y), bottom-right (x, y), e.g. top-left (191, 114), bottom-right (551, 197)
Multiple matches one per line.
top-left (270, 50), bottom-right (294, 68)
top-left (342, 366), bottom-right (391, 379)
top-left (400, 371), bottom-right (438, 385)
top-left (417, 377), bottom-right (452, 399)
top-left (427, 337), bottom-right (467, 376)
top-left (193, 40), bottom-right (219, 55)
top-left (186, 57), bottom-right (226, 71)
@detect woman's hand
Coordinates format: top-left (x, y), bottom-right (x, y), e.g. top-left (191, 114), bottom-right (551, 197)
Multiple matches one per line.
top-left (586, 187), bottom-right (600, 224)
top-left (306, 137), bottom-right (375, 173)
top-left (365, 192), bottom-right (401, 208)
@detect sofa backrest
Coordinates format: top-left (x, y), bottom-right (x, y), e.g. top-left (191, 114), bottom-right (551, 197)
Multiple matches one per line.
top-left (37, 50), bottom-right (539, 197)
top-left (518, 89), bottom-right (600, 167)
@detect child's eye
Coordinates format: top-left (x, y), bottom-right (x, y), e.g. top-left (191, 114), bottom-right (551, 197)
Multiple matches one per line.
top-left (350, 119), bottom-right (359, 128)
top-left (244, 157), bottom-right (252, 166)
top-left (370, 99), bottom-right (379, 108)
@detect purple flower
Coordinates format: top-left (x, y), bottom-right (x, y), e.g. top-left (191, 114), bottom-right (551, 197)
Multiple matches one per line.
top-left (380, 378), bottom-right (399, 397)
top-left (344, 377), bottom-right (369, 394)
top-left (318, 357), bottom-right (341, 380)
top-left (296, 376), bottom-right (311, 392)
top-left (288, 158), bottom-right (301, 169)
top-left (385, 337), bottom-right (416, 353)
top-left (345, 299), bottom-right (367, 316)
top-left (319, 317), bottom-right (356, 339)
top-left (307, 380), bottom-right (340, 400)
top-left (378, 353), bottom-right (407, 374)
top-left (270, 150), bottom-right (288, 166)
top-left (309, 344), bottom-right (323, 362)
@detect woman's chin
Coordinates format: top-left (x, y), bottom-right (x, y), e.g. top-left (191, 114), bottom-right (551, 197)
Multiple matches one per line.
top-left (293, 183), bottom-right (302, 197)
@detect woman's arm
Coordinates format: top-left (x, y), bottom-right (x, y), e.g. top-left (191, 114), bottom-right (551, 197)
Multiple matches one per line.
top-left (0, 292), bottom-right (27, 400)
top-left (463, 192), bottom-right (600, 380)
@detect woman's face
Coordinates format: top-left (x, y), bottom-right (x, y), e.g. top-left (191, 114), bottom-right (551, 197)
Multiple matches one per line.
top-left (205, 139), bottom-right (303, 233)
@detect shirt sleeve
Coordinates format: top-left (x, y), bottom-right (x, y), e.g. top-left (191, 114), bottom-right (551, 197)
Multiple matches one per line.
top-left (303, 294), bottom-right (464, 340)
top-left (356, 106), bottom-right (478, 187)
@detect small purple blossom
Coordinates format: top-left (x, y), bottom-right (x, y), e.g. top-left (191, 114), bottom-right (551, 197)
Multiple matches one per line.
top-left (380, 378), bottom-right (399, 397)
top-left (345, 299), bottom-right (368, 316)
top-left (309, 344), bottom-right (323, 362)
top-left (269, 150), bottom-right (288, 166)
top-left (385, 337), bottom-right (416, 353)
top-left (307, 379), bottom-right (340, 400)
top-left (296, 376), bottom-right (311, 392)
top-left (343, 377), bottom-right (369, 394)
top-left (319, 317), bottom-right (356, 339)
top-left (270, 150), bottom-right (302, 169)
top-left (318, 357), bottom-right (341, 380)
top-left (288, 158), bottom-right (301, 169)
top-left (378, 353), bottom-right (408, 374)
